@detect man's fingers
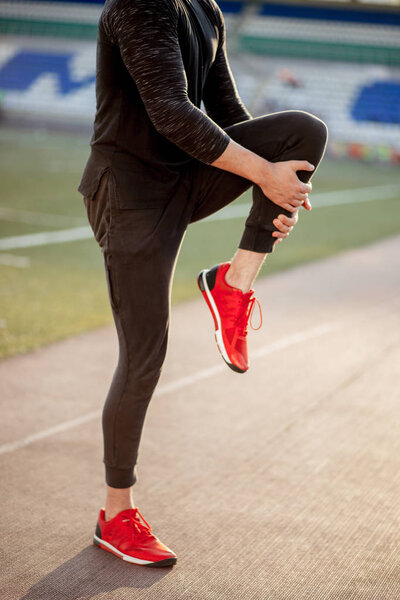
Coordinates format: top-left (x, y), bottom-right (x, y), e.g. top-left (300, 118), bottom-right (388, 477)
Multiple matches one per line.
top-left (272, 230), bottom-right (290, 239)
top-left (289, 199), bottom-right (303, 209)
top-left (275, 216), bottom-right (290, 227)
top-left (282, 198), bottom-right (302, 210)
top-left (299, 182), bottom-right (312, 194)
top-left (273, 220), bottom-right (291, 234)
top-left (273, 208), bottom-right (299, 239)
top-left (277, 213), bottom-right (298, 226)
top-left (292, 160), bottom-right (315, 173)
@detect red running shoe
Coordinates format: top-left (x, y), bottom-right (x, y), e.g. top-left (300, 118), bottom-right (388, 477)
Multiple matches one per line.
top-left (197, 262), bottom-right (262, 373)
top-left (93, 507), bottom-right (177, 567)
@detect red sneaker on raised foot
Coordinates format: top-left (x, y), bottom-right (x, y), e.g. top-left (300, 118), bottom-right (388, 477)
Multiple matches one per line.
top-left (197, 262), bottom-right (262, 373)
top-left (93, 507), bottom-right (177, 567)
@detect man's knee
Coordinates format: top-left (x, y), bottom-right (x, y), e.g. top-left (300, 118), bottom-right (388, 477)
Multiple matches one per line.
top-left (289, 110), bottom-right (328, 145)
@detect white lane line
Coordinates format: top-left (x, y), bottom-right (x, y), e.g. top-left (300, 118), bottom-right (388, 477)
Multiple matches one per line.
top-left (0, 226), bottom-right (92, 250)
top-left (0, 321), bottom-right (336, 457)
top-left (0, 253), bottom-right (30, 268)
top-left (0, 410), bottom-right (101, 456)
top-left (204, 183), bottom-right (400, 222)
top-left (0, 207), bottom-right (87, 228)
top-left (1, 182), bottom-right (399, 250)
top-left (310, 183), bottom-right (400, 207)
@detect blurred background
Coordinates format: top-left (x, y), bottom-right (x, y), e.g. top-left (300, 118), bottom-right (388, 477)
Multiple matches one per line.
top-left (0, 0), bottom-right (399, 358)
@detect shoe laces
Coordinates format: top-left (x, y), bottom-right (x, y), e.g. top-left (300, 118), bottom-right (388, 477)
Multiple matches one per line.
top-left (121, 508), bottom-right (154, 540)
top-left (236, 293), bottom-right (263, 337)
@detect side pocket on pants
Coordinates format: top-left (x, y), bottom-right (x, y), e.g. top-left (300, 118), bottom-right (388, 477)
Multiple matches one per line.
top-left (83, 170), bottom-right (112, 250)
top-left (105, 253), bottom-right (119, 314)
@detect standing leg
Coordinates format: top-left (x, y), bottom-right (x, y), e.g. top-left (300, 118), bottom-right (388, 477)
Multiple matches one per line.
top-left (84, 170), bottom-right (192, 512)
top-left (83, 171), bottom-right (194, 566)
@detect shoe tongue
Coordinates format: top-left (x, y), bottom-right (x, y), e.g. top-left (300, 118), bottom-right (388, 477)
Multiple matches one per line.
top-left (119, 507), bottom-right (137, 519)
top-left (239, 290), bottom-right (254, 306)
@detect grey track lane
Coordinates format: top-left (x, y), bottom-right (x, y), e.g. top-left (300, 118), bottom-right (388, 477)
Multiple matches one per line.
top-left (1, 236), bottom-right (400, 600)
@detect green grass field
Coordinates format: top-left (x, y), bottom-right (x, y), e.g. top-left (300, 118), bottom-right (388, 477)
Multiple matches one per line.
top-left (1, 126), bottom-right (399, 359)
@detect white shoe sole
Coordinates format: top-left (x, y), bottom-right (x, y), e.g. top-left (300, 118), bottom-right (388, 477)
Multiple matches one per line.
top-left (93, 534), bottom-right (177, 567)
top-left (198, 269), bottom-right (246, 374)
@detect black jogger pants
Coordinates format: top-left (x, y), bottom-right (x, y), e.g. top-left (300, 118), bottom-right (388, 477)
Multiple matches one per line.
top-left (83, 110), bottom-right (328, 488)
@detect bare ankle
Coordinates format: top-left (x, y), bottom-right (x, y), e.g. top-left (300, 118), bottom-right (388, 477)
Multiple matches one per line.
top-left (225, 266), bottom-right (249, 293)
top-left (226, 249), bottom-right (267, 293)
top-left (105, 506), bottom-right (134, 521)
top-left (105, 485), bottom-right (135, 521)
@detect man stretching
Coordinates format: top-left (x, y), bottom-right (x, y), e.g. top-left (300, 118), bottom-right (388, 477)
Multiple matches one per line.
top-left (79, 0), bottom-right (328, 567)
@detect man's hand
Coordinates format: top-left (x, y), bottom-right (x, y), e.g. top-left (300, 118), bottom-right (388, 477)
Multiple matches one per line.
top-left (272, 211), bottom-right (299, 247)
top-left (257, 160), bottom-right (314, 212)
top-left (211, 141), bottom-right (314, 212)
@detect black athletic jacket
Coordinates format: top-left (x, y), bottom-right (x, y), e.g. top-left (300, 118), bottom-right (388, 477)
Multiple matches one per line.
top-left (78, 0), bottom-right (251, 209)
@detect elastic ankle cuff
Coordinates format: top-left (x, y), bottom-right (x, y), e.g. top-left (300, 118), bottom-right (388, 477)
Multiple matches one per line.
top-left (105, 465), bottom-right (137, 488)
top-left (239, 228), bottom-right (275, 254)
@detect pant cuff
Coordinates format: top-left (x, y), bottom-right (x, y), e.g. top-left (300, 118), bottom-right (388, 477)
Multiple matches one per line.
top-left (239, 226), bottom-right (275, 254)
top-left (105, 464), bottom-right (137, 488)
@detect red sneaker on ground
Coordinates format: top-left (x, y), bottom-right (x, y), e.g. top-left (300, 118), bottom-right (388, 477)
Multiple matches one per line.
top-left (93, 507), bottom-right (177, 567)
top-left (197, 262), bottom-right (262, 373)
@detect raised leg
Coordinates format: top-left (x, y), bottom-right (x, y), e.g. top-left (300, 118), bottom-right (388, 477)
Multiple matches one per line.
top-left (190, 109), bottom-right (328, 255)
top-left (193, 110), bottom-right (328, 371)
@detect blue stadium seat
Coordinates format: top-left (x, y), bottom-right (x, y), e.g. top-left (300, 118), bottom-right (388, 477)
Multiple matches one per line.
top-left (351, 81), bottom-right (400, 124)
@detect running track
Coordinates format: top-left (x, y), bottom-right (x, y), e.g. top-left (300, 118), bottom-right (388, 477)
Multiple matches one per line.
top-left (1, 236), bottom-right (400, 600)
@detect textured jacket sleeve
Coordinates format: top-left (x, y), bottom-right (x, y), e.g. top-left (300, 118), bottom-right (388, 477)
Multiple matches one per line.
top-left (104, 0), bottom-right (231, 164)
top-left (203, 5), bottom-right (252, 128)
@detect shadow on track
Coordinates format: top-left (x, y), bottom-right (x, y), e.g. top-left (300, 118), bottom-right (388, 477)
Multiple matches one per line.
top-left (20, 544), bottom-right (173, 600)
